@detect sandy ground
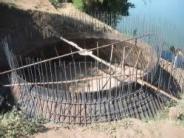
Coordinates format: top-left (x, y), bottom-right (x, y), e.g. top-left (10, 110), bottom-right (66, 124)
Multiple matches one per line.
top-left (31, 105), bottom-right (184, 138)
top-left (31, 118), bottom-right (184, 138)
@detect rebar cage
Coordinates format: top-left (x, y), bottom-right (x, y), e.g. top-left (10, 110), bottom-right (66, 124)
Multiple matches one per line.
top-left (2, 32), bottom-right (184, 125)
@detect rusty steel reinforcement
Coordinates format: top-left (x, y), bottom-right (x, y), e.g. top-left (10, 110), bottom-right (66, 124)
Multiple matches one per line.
top-left (5, 56), bottom-right (183, 125)
top-left (1, 34), bottom-right (183, 125)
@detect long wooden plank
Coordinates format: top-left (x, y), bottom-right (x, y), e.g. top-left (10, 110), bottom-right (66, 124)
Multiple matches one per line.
top-left (59, 36), bottom-right (179, 102)
top-left (0, 34), bottom-right (150, 76)
top-left (1, 36), bottom-right (179, 102)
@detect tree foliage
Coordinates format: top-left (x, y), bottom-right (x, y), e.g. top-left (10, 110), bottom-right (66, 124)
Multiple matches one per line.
top-left (82, 0), bottom-right (134, 15)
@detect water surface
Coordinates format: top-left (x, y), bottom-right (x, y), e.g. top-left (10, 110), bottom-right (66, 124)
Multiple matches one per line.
top-left (117, 0), bottom-right (184, 48)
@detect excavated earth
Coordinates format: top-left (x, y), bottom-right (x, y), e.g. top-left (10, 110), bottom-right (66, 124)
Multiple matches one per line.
top-left (0, 2), bottom-right (127, 110)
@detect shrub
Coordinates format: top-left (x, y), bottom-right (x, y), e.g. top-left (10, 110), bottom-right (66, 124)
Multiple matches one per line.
top-left (72, 0), bottom-right (84, 10)
top-left (0, 108), bottom-right (42, 138)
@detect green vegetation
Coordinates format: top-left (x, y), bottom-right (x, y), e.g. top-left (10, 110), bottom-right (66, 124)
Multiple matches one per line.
top-left (73, 0), bottom-right (84, 10)
top-left (81, 0), bottom-right (134, 15)
top-left (48, 0), bottom-right (134, 15)
top-left (49, 0), bottom-right (61, 5)
top-left (49, 0), bottom-right (84, 9)
top-left (0, 108), bottom-right (43, 138)
top-left (48, 0), bottom-right (134, 27)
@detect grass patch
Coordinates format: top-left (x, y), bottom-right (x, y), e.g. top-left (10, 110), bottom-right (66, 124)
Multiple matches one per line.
top-left (0, 108), bottom-right (44, 138)
top-left (72, 0), bottom-right (84, 10)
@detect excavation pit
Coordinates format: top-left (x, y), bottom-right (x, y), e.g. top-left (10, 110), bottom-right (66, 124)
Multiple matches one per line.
top-left (5, 36), bottom-right (178, 125)
top-left (10, 37), bottom-right (158, 93)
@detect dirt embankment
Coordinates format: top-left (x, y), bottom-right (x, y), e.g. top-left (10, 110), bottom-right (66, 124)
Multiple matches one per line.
top-left (0, 1), bottom-right (125, 69)
top-left (0, 0), bottom-right (152, 69)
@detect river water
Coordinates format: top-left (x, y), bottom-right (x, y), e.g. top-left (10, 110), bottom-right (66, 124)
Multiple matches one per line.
top-left (116, 0), bottom-right (184, 48)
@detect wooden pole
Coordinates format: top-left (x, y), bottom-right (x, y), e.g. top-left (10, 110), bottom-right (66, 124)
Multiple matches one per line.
top-left (0, 34), bottom-right (151, 76)
top-left (1, 35), bottom-right (179, 102)
top-left (59, 36), bottom-right (179, 102)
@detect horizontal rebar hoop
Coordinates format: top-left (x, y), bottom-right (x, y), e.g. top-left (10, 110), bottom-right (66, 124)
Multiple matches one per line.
top-left (2, 34), bottom-right (184, 125)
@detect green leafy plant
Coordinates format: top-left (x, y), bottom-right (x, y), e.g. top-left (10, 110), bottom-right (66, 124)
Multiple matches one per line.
top-left (0, 108), bottom-right (43, 138)
top-left (72, 0), bottom-right (84, 10)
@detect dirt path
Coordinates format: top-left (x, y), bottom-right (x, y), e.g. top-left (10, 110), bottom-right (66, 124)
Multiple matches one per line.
top-left (31, 119), bottom-right (184, 138)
